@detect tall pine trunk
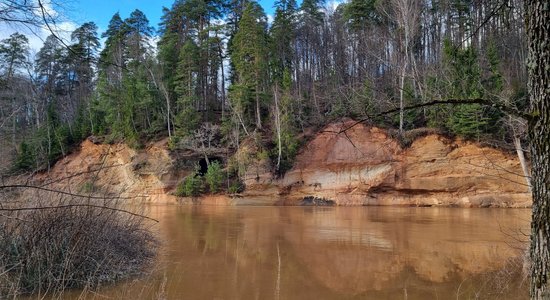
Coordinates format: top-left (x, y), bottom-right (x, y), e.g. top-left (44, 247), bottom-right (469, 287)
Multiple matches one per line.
top-left (527, 1), bottom-right (550, 299)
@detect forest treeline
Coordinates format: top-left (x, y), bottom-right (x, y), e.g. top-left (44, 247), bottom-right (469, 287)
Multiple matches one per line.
top-left (0, 0), bottom-right (527, 174)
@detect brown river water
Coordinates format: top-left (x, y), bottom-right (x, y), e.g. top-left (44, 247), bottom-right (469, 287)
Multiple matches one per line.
top-left (66, 205), bottom-right (530, 300)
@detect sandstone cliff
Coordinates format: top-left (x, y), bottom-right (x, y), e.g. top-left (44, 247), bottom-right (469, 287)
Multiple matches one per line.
top-left (34, 139), bottom-right (182, 203)
top-left (244, 121), bottom-right (531, 207)
top-left (33, 120), bottom-right (531, 207)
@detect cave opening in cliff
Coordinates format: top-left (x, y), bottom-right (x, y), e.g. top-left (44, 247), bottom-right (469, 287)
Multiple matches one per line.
top-left (198, 157), bottom-right (223, 175)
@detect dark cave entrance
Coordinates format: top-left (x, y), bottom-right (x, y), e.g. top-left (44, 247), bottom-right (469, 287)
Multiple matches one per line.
top-left (197, 157), bottom-right (223, 175)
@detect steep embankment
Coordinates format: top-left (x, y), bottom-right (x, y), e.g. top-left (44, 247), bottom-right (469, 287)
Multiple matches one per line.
top-left (34, 139), bottom-right (182, 203)
top-left (34, 120), bottom-right (531, 207)
top-left (244, 121), bottom-right (531, 207)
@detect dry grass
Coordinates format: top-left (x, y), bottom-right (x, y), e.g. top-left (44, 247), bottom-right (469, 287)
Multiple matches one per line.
top-left (0, 191), bottom-right (158, 298)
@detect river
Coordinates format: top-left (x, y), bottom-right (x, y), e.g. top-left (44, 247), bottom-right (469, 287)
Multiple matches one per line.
top-left (69, 205), bottom-right (531, 299)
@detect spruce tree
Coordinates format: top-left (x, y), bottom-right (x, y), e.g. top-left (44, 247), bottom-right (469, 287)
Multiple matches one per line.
top-left (270, 0), bottom-right (297, 83)
top-left (174, 40), bottom-right (200, 137)
top-left (230, 1), bottom-right (270, 130)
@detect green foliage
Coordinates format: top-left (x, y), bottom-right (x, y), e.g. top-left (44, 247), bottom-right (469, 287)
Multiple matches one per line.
top-left (5, 1), bottom-right (525, 186)
top-left (94, 11), bottom-right (163, 146)
top-left (436, 39), bottom-right (495, 139)
top-left (228, 180), bottom-right (245, 194)
top-left (70, 22), bottom-right (100, 86)
top-left (80, 181), bottom-right (95, 193)
top-left (485, 40), bottom-right (504, 94)
top-left (14, 142), bottom-right (35, 171)
top-left (205, 161), bottom-right (224, 193)
top-left (229, 2), bottom-right (270, 129)
top-left (167, 136), bottom-right (179, 151)
top-left (270, 0), bottom-right (297, 83)
top-left (174, 40), bottom-right (200, 137)
top-left (257, 150), bottom-right (270, 161)
top-left (0, 32), bottom-right (29, 76)
top-left (72, 106), bottom-right (93, 141)
top-left (272, 70), bottom-right (300, 174)
top-left (275, 131), bottom-right (299, 173)
top-left (343, 0), bottom-right (381, 30)
top-left (175, 171), bottom-right (204, 197)
top-left (12, 124), bottom-right (79, 172)
top-left (12, 98), bottom-right (93, 172)
top-left (447, 103), bottom-right (489, 138)
top-left (300, 0), bottom-right (325, 25)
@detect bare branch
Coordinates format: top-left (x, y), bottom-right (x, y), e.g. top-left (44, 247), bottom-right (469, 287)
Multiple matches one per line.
top-left (0, 184), bottom-right (141, 200)
top-left (0, 204), bottom-right (158, 222)
top-left (325, 98), bottom-right (530, 134)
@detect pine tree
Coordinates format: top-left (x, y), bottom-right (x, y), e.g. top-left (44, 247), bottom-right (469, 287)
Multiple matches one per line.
top-left (70, 22), bottom-right (100, 89)
top-left (158, 0), bottom-right (228, 134)
top-left (230, 1), bottom-right (270, 130)
top-left (343, 0), bottom-right (380, 30)
top-left (0, 32), bottom-right (29, 78)
top-left (296, 0), bottom-right (324, 120)
top-left (0, 32), bottom-right (30, 151)
top-left (270, 0), bottom-right (297, 83)
top-left (94, 11), bottom-right (160, 144)
top-left (96, 13), bottom-right (127, 136)
top-left (174, 40), bottom-right (200, 137)
top-left (158, 2), bottom-right (188, 103)
top-left (125, 9), bottom-right (154, 65)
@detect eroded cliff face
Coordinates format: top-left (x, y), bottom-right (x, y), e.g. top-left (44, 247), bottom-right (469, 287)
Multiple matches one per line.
top-left (34, 120), bottom-right (531, 207)
top-left (33, 139), bottom-right (182, 203)
top-left (244, 121), bottom-right (531, 207)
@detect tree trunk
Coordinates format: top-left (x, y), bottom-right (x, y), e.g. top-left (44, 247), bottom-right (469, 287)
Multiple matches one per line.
top-left (273, 85), bottom-right (282, 171)
top-left (527, 1), bottom-right (550, 299)
top-left (513, 136), bottom-right (531, 193)
top-left (255, 70), bottom-right (262, 130)
top-left (12, 97), bottom-right (16, 152)
top-left (399, 61), bottom-right (408, 133)
top-left (255, 90), bottom-right (262, 130)
top-left (220, 44), bottom-right (226, 120)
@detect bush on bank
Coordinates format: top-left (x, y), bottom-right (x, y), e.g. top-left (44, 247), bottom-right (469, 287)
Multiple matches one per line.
top-left (0, 194), bottom-right (157, 297)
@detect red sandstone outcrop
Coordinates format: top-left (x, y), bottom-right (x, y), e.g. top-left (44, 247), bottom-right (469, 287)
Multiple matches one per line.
top-left (245, 120), bottom-right (531, 207)
top-left (32, 120), bottom-right (531, 207)
top-left (33, 138), bottom-right (182, 203)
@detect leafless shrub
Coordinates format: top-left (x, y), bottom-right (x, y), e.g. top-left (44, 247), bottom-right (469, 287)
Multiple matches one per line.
top-left (0, 191), bottom-right (158, 298)
top-left (468, 250), bottom-right (530, 299)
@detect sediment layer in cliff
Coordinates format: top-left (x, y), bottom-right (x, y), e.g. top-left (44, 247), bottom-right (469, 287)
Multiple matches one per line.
top-left (243, 120), bottom-right (531, 207)
top-left (32, 120), bottom-right (531, 207)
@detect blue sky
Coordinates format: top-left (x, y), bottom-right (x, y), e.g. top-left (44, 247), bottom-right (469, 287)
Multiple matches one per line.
top-left (70, 0), bottom-right (280, 34)
top-left (0, 0), bottom-right (281, 53)
top-left (1, 0), bottom-right (341, 54)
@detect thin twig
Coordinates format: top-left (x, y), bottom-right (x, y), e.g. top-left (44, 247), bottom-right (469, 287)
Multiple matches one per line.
top-left (0, 185), bottom-right (141, 200)
top-left (0, 204), bottom-right (158, 222)
top-left (322, 98), bottom-right (530, 134)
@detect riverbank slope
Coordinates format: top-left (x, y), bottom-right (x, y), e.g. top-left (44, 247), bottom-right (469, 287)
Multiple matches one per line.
top-left (33, 120), bottom-right (531, 207)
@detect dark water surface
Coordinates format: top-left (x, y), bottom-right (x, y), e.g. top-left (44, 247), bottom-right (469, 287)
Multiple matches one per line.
top-left (71, 206), bottom-right (531, 299)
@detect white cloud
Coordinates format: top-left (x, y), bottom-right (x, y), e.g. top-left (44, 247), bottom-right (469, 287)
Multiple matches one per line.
top-left (329, 0), bottom-right (345, 11)
top-left (34, 0), bottom-right (59, 19)
top-left (321, 0), bottom-right (346, 14)
top-left (0, 0), bottom-right (78, 61)
top-left (0, 20), bottom-right (77, 59)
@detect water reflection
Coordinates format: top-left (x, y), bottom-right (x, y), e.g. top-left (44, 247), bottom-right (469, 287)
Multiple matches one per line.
top-left (71, 206), bottom-right (530, 299)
